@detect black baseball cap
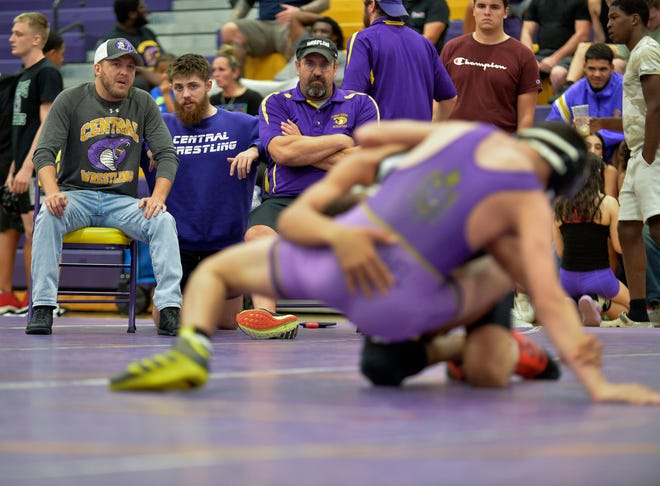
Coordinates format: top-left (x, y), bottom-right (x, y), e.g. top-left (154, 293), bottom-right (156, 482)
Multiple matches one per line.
top-left (295, 37), bottom-right (339, 62)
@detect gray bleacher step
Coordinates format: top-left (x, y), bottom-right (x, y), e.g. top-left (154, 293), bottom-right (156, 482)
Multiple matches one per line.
top-left (150, 9), bottom-right (234, 32)
top-left (157, 33), bottom-right (218, 56)
top-left (61, 63), bottom-right (92, 78)
top-left (53, 2), bottom-right (242, 85)
top-left (172, 0), bottom-right (233, 10)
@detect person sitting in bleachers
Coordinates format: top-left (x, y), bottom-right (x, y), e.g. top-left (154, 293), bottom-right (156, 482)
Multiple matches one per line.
top-left (220, 0), bottom-right (329, 64)
top-left (546, 43), bottom-right (625, 162)
top-left (239, 15), bottom-right (347, 97)
top-left (101, 0), bottom-right (166, 91)
top-left (520, 0), bottom-right (591, 95)
top-left (209, 46), bottom-right (263, 116)
top-left (150, 53), bottom-right (176, 114)
top-left (403, 0), bottom-right (451, 53)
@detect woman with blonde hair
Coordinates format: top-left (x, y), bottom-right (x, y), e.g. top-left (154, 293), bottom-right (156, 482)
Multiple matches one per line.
top-left (209, 46), bottom-right (263, 116)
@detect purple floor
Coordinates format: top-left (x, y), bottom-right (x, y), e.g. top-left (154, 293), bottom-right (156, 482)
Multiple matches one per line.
top-left (1, 314), bottom-right (660, 485)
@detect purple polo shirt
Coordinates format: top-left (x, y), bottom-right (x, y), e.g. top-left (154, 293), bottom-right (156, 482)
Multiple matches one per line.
top-left (342, 17), bottom-right (456, 121)
top-left (259, 84), bottom-right (379, 196)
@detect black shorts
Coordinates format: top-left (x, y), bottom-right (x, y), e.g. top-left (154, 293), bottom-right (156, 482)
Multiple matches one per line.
top-left (179, 248), bottom-right (218, 291)
top-left (465, 292), bottom-right (514, 334)
top-left (248, 195), bottom-right (297, 230)
top-left (0, 206), bottom-right (24, 232)
top-left (15, 189), bottom-right (34, 214)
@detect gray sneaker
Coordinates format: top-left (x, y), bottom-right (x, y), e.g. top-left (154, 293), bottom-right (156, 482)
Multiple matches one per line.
top-left (157, 307), bottom-right (180, 336)
top-left (26, 306), bottom-right (55, 335)
top-left (648, 303), bottom-right (660, 327)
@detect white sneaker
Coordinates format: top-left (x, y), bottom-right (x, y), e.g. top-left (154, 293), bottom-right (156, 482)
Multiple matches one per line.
top-left (510, 309), bottom-right (534, 329)
top-left (600, 312), bottom-right (653, 328)
top-left (578, 295), bottom-right (602, 327)
top-left (513, 292), bottom-right (535, 323)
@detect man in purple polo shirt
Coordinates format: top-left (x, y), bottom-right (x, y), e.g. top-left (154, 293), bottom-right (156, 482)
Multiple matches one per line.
top-left (342, 0), bottom-right (457, 121)
top-left (236, 36), bottom-right (380, 334)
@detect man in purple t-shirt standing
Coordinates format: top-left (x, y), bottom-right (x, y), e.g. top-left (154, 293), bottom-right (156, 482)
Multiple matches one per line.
top-left (342, 0), bottom-right (457, 121)
top-left (237, 37), bottom-right (380, 333)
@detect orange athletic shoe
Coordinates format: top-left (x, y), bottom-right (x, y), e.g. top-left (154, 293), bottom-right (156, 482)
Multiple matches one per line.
top-left (446, 361), bottom-right (466, 381)
top-left (511, 331), bottom-right (561, 380)
top-left (236, 308), bottom-right (299, 340)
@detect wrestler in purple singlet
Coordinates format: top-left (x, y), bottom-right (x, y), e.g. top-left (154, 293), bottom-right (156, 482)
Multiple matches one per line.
top-left (270, 125), bottom-right (542, 341)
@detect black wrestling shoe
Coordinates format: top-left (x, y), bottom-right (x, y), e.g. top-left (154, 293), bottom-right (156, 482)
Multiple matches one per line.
top-left (157, 307), bottom-right (180, 336)
top-left (26, 306), bottom-right (55, 335)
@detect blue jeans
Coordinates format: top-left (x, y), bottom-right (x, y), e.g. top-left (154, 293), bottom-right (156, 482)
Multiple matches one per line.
top-left (644, 225), bottom-right (660, 305)
top-left (31, 190), bottom-right (182, 310)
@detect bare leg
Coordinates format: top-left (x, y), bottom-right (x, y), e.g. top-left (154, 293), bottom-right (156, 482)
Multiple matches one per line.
top-left (220, 22), bottom-right (248, 63)
top-left (606, 280), bottom-right (630, 320)
top-left (550, 66), bottom-right (569, 93)
top-left (462, 326), bottom-right (516, 388)
top-left (0, 229), bottom-right (20, 292)
top-left (243, 224), bottom-right (279, 313)
top-left (109, 236), bottom-right (283, 391)
top-left (619, 220), bottom-right (647, 306)
top-left (180, 236), bottom-right (279, 335)
top-left (217, 295), bottom-right (243, 330)
top-left (20, 211), bottom-right (33, 294)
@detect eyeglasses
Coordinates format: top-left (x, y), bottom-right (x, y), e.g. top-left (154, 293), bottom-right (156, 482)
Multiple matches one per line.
top-left (300, 59), bottom-right (334, 73)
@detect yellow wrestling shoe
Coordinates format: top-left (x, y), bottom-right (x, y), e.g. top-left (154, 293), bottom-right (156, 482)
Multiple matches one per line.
top-left (236, 308), bottom-right (299, 340)
top-left (109, 327), bottom-right (211, 392)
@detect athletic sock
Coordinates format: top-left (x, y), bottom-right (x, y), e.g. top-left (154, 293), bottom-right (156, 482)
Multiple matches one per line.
top-left (628, 299), bottom-right (649, 322)
top-left (191, 327), bottom-right (212, 351)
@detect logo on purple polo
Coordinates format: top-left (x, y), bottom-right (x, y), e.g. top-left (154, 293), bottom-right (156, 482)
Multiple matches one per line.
top-left (88, 137), bottom-right (132, 171)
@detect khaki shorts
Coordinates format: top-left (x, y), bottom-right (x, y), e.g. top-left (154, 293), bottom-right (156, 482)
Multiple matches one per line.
top-left (618, 151), bottom-right (660, 223)
top-left (236, 19), bottom-right (291, 57)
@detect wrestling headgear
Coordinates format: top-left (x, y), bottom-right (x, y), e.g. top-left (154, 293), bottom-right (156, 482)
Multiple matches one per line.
top-left (515, 122), bottom-right (588, 197)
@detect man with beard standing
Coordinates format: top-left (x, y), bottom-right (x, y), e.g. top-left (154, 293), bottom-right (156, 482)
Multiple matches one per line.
top-left (102, 0), bottom-right (165, 91)
top-left (27, 38), bottom-right (183, 336)
top-left (147, 53), bottom-right (264, 330)
top-left (236, 37), bottom-right (380, 337)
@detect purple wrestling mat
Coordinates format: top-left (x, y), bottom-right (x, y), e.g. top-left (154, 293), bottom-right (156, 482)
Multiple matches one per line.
top-left (1, 315), bottom-right (659, 485)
